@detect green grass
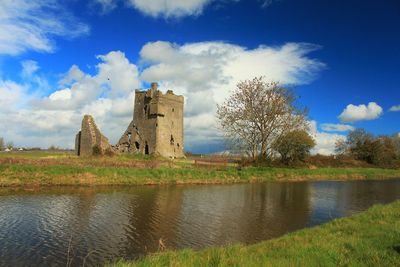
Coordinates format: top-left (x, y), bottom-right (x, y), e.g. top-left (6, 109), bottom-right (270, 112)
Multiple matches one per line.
top-left (0, 151), bottom-right (160, 161)
top-left (0, 152), bottom-right (399, 187)
top-left (111, 200), bottom-right (400, 267)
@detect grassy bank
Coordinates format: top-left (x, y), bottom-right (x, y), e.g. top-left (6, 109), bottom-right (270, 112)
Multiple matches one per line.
top-left (0, 152), bottom-right (399, 187)
top-left (112, 201), bottom-right (400, 266)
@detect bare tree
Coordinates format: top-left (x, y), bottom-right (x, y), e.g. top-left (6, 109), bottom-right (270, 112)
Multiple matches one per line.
top-left (334, 138), bottom-right (347, 155)
top-left (216, 77), bottom-right (309, 159)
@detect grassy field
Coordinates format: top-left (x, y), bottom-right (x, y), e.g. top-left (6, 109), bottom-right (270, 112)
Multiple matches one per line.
top-left (0, 151), bottom-right (399, 187)
top-left (111, 200), bottom-right (400, 267)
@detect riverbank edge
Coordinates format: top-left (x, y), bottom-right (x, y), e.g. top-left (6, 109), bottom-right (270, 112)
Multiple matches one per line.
top-left (0, 163), bottom-right (400, 187)
top-left (111, 200), bottom-right (400, 266)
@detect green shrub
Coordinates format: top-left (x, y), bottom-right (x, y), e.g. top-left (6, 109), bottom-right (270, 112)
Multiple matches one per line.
top-left (92, 144), bottom-right (102, 156)
top-left (272, 130), bottom-right (315, 165)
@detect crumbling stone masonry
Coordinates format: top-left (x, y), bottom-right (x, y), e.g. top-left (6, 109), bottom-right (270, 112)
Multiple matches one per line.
top-left (75, 83), bottom-right (184, 158)
top-left (115, 83), bottom-right (184, 158)
top-left (75, 115), bottom-right (112, 156)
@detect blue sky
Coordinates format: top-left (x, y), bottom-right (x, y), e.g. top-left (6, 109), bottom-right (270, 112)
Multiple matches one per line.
top-left (0, 0), bottom-right (399, 154)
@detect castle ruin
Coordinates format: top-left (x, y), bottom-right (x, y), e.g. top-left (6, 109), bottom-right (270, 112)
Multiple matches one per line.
top-left (75, 115), bottom-right (112, 156)
top-left (75, 83), bottom-right (185, 158)
top-left (115, 83), bottom-right (184, 158)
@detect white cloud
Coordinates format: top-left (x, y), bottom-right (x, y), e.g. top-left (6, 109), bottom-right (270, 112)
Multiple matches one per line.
top-left (59, 65), bottom-right (86, 86)
top-left (259, 0), bottom-right (276, 8)
top-left (96, 51), bottom-right (141, 96)
top-left (0, 80), bottom-right (28, 111)
top-left (127, 0), bottom-right (213, 18)
top-left (309, 121), bottom-right (345, 155)
top-left (312, 132), bottom-right (345, 155)
top-left (140, 41), bottom-right (324, 113)
top-left (0, 0), bottom-right (89, 55)
top-left (21, 60), bottom-right (39, 77)
top-left (339, 102), bottom-right (383, 122)
top-left (389, 105), bottom-right (400, 112)
top-left (0, 80), bottom-right (76, 147)
top-left (93, 0), bottom-right (273, 18)
top-left (91, 0), bottom-right (118, 13)
top-left (33, 51), bottom-right (140, 110)
top-left (184, 113), bottom-right (223, 150)
top-left (320, 123), bottom-right (355, 132)
top-left (1, 41), bottom-right (324, 151)
top-left (0, 51), bottom-right (139, 148)
top-left (49, 88), bottom-right (71, 101)
top-left (139, 40), bottom-right (324, 152)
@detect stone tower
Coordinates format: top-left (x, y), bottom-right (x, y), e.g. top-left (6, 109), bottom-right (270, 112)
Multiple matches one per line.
top-left (116, 83), bottom-right (184, 158)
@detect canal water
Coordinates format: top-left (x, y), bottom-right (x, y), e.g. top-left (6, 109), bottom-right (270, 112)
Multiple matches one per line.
top-left (1, 179), bottom-right (400, 266)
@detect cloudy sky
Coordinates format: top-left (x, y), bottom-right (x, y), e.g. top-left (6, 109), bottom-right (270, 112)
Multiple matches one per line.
top-left (0, 0), bottom-right (399, 154)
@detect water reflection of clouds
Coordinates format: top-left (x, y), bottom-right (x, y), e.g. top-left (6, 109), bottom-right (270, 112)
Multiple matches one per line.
top-left (1, 180), bottom-right (400, 266)
top-left (178, 186), bottom-right (249, 247)
top-left (309, 180), bottom-right (400, 227)
top-left (309, 182), bottom-right (341, 226)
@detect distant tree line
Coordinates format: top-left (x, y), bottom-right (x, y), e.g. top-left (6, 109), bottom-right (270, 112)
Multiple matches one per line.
top-left (336, 129), bottom-right (400, 168)
top-left (0, 137), bottom-right (69, 152)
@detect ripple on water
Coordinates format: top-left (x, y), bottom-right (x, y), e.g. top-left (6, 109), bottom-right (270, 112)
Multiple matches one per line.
top-left (1, 180), bottom-right (400, 266)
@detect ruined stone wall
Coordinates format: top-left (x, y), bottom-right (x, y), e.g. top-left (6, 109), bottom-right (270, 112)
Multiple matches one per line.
top-left (132, 89), bottom-right (158, 155)
top-left (75, 115), bottom-right (111, 156)
top-left (155, 91), bottom-right (184, 158)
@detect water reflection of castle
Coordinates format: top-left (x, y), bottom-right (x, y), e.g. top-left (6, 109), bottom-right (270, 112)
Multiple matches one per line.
top-left (6, 180), bottom-right (400, 266)
top-left (48, 183), bottom-right (313, 265)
